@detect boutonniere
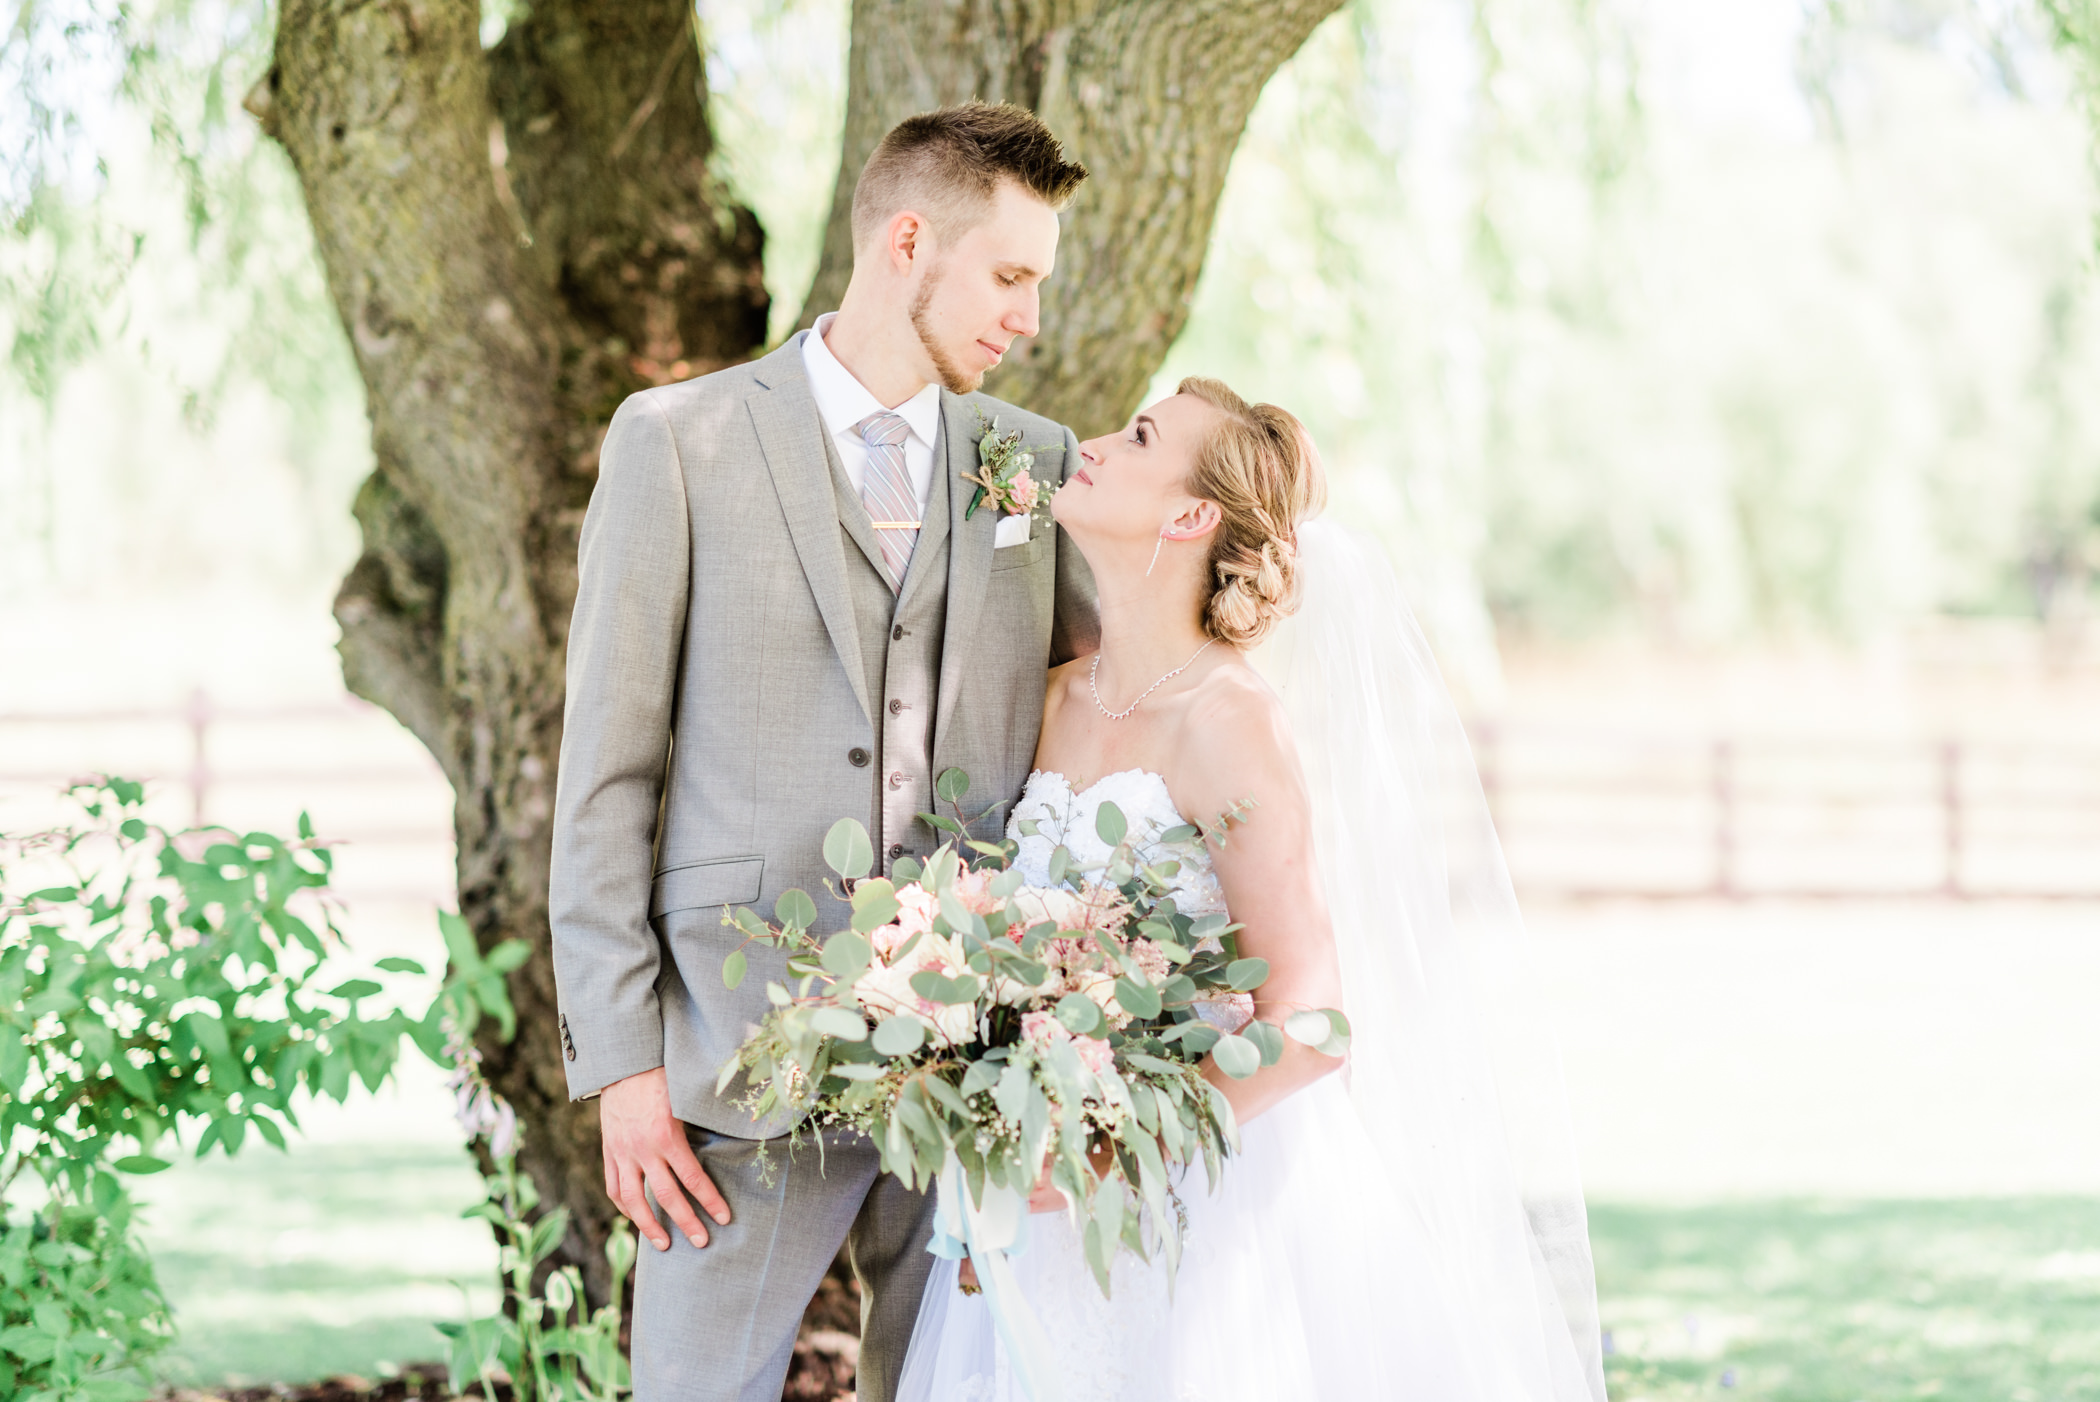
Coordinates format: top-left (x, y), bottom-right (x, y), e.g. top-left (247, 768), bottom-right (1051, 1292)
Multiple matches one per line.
top-left (961, 409), bottom-right (1051, 525)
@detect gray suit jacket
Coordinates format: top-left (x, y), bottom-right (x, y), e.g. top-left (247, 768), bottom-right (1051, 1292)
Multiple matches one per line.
top-left (549, 334), bottom-right (1099, 1135)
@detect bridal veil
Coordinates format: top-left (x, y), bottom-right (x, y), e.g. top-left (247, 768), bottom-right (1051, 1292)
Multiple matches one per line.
top-left (1246, 518), bottom-right (1607, 1402)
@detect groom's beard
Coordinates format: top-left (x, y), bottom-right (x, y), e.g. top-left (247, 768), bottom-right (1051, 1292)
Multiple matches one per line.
top-left (909, 265), bottom-right (984, 395)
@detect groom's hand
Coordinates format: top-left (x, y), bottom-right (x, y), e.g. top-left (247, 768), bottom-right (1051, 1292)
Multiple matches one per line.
top-left (600, 1067), bottom-right (732, 1251)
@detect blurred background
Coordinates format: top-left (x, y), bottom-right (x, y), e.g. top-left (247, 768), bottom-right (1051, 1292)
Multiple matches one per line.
top-left (4, 0), bottom-right (2099, 1397)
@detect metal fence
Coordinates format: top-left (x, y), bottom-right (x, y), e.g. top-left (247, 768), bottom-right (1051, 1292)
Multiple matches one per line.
top-left (3, 691), bottom-right (2096, 901)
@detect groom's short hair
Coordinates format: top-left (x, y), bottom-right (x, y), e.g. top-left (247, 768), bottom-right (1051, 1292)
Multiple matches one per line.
top-left (852, 103), bottom-right (1088, 251)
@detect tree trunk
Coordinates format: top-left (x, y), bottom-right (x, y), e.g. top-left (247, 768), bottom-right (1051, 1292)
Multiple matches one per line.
top-left (803, 0), bottom-right (1348, 435)
top-left (251, 0), bottom-right (1342, 1355)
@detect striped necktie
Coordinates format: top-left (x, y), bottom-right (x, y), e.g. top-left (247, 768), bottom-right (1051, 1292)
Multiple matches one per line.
top-left (856, 410), bottom-right (918, 591)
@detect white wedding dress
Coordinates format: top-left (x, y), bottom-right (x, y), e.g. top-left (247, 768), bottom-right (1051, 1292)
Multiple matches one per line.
top-left (898, 770), bottom-right (1486, 1402)
top-left (896, 522), bottom-right (1607, 1402)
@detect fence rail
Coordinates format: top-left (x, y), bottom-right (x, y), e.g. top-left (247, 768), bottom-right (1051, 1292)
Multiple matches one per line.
top-left (3, 691), bottom-right (2096, 901)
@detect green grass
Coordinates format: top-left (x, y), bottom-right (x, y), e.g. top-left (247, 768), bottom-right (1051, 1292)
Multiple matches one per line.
top-left (129, 1134), bottom-right (2100, 1396)
top-left (135, 1137), bottom-right (497, 1388)
top-left (1593, 1199), bottom-right (2100, 1401)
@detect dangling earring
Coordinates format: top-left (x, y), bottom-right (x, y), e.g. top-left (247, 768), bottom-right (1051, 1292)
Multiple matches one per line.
top-left (1146, 531), bottom-right (1168, 578)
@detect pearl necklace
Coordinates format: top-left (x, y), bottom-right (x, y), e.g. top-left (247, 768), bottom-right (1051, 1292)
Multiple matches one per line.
top-left (1089, 640), bottom-right (1215, 721)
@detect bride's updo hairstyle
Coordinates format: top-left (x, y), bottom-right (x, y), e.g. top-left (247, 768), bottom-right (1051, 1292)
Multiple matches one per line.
top-left (1176, 376), bottom-right (1326, 648)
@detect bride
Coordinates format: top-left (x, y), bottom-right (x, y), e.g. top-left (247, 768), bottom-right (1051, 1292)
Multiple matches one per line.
top-left (898, 377), bottom-right (1607, 1401)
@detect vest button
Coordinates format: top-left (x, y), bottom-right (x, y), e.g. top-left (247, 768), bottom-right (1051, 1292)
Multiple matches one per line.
top-left (889, 843), bottom-right (905, 859)
top-left (892, 625), bottom-right (906, 641)
top-left (848, 747), bottom-right (870, 767)
top-left (888, 698), bottom-right (905, 715)
top-left (888, 771), bottom-right (905, 789)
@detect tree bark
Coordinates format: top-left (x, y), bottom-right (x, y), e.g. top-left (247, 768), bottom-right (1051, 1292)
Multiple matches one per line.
top-left (254, 0), bottom-right (766, 1309)
top-left (251, 0), bottom-right (1342, 1360)
top-left (803, 0), bottom-right (1348, 436)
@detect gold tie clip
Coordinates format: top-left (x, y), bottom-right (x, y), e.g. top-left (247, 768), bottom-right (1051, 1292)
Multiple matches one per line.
top-left (870, 521), bottom-right (922, 530)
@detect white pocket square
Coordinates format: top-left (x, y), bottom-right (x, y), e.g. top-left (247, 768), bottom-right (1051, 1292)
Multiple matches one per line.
top-left (993, 514), bottom-right (1032, 549)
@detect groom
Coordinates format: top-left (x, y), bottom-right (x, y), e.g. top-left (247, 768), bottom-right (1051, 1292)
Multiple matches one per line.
top-left (548, 104), bottom-right (1098, 1400)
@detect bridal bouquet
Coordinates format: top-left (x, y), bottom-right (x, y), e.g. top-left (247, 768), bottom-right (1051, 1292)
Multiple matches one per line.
top-left (716, 769), bottom-right (1349, 1306)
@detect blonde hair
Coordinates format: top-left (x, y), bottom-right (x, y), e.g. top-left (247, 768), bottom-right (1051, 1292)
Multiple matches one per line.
top-left (1176, 376), bottom-right (1327, 648)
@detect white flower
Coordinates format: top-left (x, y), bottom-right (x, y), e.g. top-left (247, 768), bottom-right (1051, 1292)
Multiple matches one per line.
top-left (852, 930), bottom-right (978, 1048)
top-left (1007, 885), bottom-right (1089, 933)
top-left (1067, 968), bottom-right (1128, 1027)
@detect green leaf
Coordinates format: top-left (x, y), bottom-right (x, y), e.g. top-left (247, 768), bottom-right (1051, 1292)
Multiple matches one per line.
top-left (1212, 1032), bottom-right (1260, 1079)
top-left (1224, 957), bottom-right (1270, 992)
top-left (821, 930), bottom-right (873, 979)
top-left (1113, 977), bottom-right (1162, 1020)
top-left (1047, 845), bottom-right (1072, 884)
top-left (935, 767), bottom-right (972, 804)
top-left (850, 879), bottom-right (902, 933)
top-left (1094, 801), bottom-right (1127, 848)
top-left (809, 1007), bottom-right (870, 1042)
top-left (824, 818), bottom-right (875, 879)
top-left (1055, 993), bottom-right (1104, 1037)
top-left (112, 1156), bottom-right (171, 1175)
top-left (327, 978), bottom-right (383, 1001)
top-left (775, 888), bottom-right (818, 930)
top-left (375, 956), bottom-right (426, 975)
top-left (721, 949), bottom-right (747, 990)
top-left (872, 1016), bottom-right (925, 1057)
top-left (1243, 1019), bottom-right (1285, 1066)
top-left (485, 939), bottom-right (532, 973)
top-left (1165, 1021), bottom-right (1221, 1056)
top-left (908, 970), bottom-right (982, 1005)
top-left (1285, 1009), bottom-right (1335, 1046)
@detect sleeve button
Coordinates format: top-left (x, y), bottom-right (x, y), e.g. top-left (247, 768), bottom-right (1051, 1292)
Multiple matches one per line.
top-left (848, 747), bottom-right (870, 767)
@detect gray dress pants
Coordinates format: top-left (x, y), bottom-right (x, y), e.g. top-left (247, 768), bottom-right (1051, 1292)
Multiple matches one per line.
top-left (632, 1123), bottom-right (936, 1402)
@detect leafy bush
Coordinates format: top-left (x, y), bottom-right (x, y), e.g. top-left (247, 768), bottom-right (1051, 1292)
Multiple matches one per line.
top-left (429, 915), bottom-right (634, 1402)
top-left (0, 780), bottom-right (427, 1401)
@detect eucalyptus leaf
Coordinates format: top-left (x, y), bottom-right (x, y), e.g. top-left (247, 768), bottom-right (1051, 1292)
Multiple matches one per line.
top-left (809, 1007), bottom-right (869, 1042)
top-left (1113, 976), bottom-right (1162, 1019)
top-left (872, 1016), bottom-right (926, 1057)
top-left (774, 888), bottom-right (818, 930)
top-left (820, 930), bottom-right (873, 979)
top-left (1212, 1032), bottom-right (1260, 1079)
top-left (1055, 992), bottom-right (1105, 1036)
top-left (935, 767), bottom-right (973, 804)
top-left (1285, 1009), bottom-right (1335, 1046)
top-left (1095, 801), bottom-right (1128, 847)
top-left (823, 818), bottom-right (875, 879)
top-left (1243, 1019), bottom-right (1285, 1066)
top-left (1224, 957), bottom-right (1271, 991)
top-left (721, 949), bottom-right (748, 990)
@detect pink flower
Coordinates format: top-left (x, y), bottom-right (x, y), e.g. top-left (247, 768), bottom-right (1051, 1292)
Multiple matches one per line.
top-left (1129, 939), bottom-right (1172, 982)
top-left (895, 885), bottom-right (940, 936)
top-left (868, 923), bottom-right (907, 960)
top-left (1021, 1009), bottom-right (1070, 1050)
top-left (1071, 1035), bottom-right (1114, 1076)
top-left (1008, 470), bottom-right (1038, 511)
top-left (952, 868), bottom-right (1002, 917)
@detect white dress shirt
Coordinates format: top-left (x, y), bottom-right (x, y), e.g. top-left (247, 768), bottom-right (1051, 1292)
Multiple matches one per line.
top-left (802, 312), bottom-right (941, 521)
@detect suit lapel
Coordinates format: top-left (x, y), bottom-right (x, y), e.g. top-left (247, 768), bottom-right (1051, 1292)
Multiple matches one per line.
top-left (749, 336), bottom-right (872, 725)
top-left (934, 392), bottom-right (996, 755)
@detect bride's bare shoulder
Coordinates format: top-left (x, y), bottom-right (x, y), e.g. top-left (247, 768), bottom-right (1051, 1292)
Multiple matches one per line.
top-left (1042, 655), bottom-right (1089, 723)
top-left (1174, 656), bottom-right (1305, 819)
